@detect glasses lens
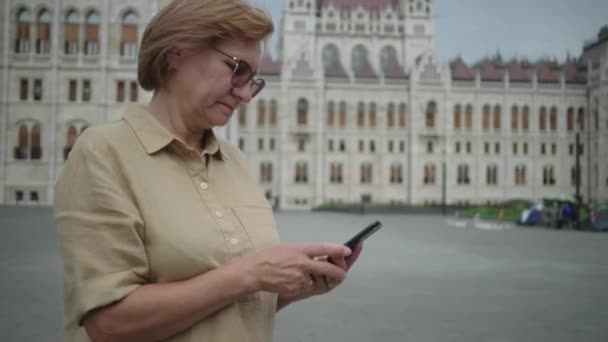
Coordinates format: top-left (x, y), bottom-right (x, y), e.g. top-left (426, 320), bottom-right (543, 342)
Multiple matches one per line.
top-left (232, 62), bottom-right (254, 87)
top-left (251, 79), bottom-right (265, 98)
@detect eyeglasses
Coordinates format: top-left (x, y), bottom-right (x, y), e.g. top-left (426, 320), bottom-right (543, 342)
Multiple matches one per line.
top-left (212, 47), bottom-right (265, 98)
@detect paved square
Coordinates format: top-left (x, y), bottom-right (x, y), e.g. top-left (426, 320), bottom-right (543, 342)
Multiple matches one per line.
top-left (1, 206), bottom-right (607, 341)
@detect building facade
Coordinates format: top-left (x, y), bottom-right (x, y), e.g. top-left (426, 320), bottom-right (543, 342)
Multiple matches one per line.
top-left (1, 0), bottom-right (607, 209)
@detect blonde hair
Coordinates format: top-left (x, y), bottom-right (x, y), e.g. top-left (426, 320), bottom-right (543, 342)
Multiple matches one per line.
top-left (138, 0), bottom-right (274, 91)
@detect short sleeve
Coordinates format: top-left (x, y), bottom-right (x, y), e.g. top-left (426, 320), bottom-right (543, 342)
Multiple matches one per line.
top-left (54, 130), bottom-right (149, 327)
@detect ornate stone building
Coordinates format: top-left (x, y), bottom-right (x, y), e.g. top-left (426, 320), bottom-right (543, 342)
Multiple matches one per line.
top-left (1, 0), bottom-right (606, 209)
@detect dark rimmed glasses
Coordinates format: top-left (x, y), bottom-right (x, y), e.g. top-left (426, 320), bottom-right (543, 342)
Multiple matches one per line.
top-left (212, 47), bottom-right (265, 98)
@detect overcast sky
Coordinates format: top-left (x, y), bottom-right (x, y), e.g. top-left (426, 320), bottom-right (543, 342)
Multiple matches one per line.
top-left (252, 0), bottom-right (608, 63)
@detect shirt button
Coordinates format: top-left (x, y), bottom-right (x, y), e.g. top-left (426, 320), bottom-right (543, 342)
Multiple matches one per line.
top-left (200, 182), bottom-right (208, 190)
top-left (230, 238), bottom-right (238, 246)
top-left (215, 210), bottom-right (224, 218)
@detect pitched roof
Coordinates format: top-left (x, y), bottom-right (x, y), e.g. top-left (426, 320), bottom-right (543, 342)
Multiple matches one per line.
top-left (323, 0), bottom-right (398, 11)
top-left (353, 60), bottom-right (378, 79)
top-left (563, 62), bottom-right (587, 84)
top-left (324, 59), bottom-right (349, 78)
top-left (450, 59), bottom-right (474, 81)
top-left (477, 60), bottom-right (503, 82)
top-left (259, 55), bottom-right (281, 76)
top-left (507, 62), bottom-right (531, 82)
top-left (383, 58), bottom-right (407, 79)
top-left (536, 62), bottom-right (560, 83)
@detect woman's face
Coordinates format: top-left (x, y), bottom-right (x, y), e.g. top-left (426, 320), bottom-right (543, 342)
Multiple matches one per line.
top-left (166, 38), bottom-right (262, 131)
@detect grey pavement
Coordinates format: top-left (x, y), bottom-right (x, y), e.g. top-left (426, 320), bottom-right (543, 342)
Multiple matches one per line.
top-left (1, 206), bottom-right (608, 342)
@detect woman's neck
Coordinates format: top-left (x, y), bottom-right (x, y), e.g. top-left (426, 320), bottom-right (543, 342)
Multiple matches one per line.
top-left (146, 91), bottom-right (204, 153)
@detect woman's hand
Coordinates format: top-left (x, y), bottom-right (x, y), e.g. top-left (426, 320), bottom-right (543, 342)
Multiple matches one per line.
top-left (276, 242), bottom-right (363, 308)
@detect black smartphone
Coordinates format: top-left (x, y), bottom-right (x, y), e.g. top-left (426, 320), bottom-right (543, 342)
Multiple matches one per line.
top-left (327, 221), bottom-right (382, 265)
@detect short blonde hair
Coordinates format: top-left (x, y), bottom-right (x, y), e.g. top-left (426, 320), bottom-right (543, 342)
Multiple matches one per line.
top-left (138, 0), bottom-right (274, 91)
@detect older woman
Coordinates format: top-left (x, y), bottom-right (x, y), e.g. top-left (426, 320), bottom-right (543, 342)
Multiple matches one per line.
top-left (54, 0), bottom-right (362, 341)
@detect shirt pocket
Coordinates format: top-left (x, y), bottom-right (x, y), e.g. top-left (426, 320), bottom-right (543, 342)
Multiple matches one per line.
top-left (232, 205), bottom-right (280, 252)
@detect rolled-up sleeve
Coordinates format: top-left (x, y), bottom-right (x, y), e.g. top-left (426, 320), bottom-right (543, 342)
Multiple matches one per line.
top-left (54, 131), bottom-right (149, 327)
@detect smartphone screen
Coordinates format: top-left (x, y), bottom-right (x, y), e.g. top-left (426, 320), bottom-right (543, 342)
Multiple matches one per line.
top-left (343, 220), bottom-right (382, 249)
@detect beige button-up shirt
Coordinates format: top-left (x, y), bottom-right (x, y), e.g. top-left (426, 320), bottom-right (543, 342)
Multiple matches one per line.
top-left (55, 105), bottom-right (280, 342)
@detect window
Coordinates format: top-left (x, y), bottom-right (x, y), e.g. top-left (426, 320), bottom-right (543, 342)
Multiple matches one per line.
top-left (64, 125), bottom-right (78, 160)
top-left (399, 103), bottom-right (407, 128)
top-left (515, 165), bottom-right (526, 185)
top-left (569, 143), bottom-right (574, 156)
top-left (542, 165), bottom-right (555, 186)
top-left (455, 142), bottom-right (461, 154)
top-left (539, 106), bottom-right (547, 131)
top-left (294, 162), bottom-right (308, 184)
top-left (369, 140), bottom-right (375, 153)
top-left (330, 163), bottom-right (343, 184)
top-left (257, 99), bottom-right (266, 126)
top-left (360, 163), bottom-right (373, 184)
top-left (523, 143), bottom-right (528, 155)
top-left (567, 107), bottom-right (574, 131)
top-left (358, 139), bottom-right (364, 152)
top-left (238, 138), bottom-right (245, 150)
top-left (427, 141), bottom-right (433, 154)
top-left (482, 104), bottom-right (490, 130)
top-left (357, 102), bottom-right (365, 127)
top-left (466, 141), bottom-right (472, 154)
top-left (425, 101), bottom-right (436, 128)
top-left (457, 164), bottom-right (470, 185)
top-left (550, 107), bottom-right (557, 131)
top-left (577, 107), bottom-right (585, 131)
top-left (297, 98), bottom-right (308, 125)
top-left (541, 143), bottom-right (546, 155)
top-left (30, 191), bottom-right (39, 202)
top-left (551, 143), bottom-right (556, 155)
top-left (36, 9), bottom-right (52, 54)
top-left (15, 8), bottom-right (31, 54)
top-left (522, 106), bottom-right (530, 130)
top-left (16, 191), bottom-right (24, 203)
top-left (82, 80), bottom-right (91, 102)
top-left (15, 123), bottom-right (43, 160)
top-left (269, 100), bottom-right (277, 127)
top-left (238, 105), bottom-right (247, 127)
top-left (388, 140), bottom-right (394, 153)
top-left (369, 102), bottom-right (377, 128)
top-left (495, 142), bottom-right (500, 155)
top-left (339, 101), bottom-right (347, 128)
top-left (511, 105), bottom-right (519, 131)
top-left (387, 103), bottom-right (395, 128)
top-left (465, 104), bottom-right (473, 129)
top-left (130, 81), bottom-right (138, 102)
top-left (116, 81), bottom-right (125, 102)
top-left (84, 11), bottom-right (100, 56)
top-left (121, 11), bottom-right (138, 57)
top-left (260, 162), bottom-right (273, 183)
top-left (390, 163), bottom-right (403, 184)
top-left (424, 164), bottom-right (436, 185)
top-left (20, 79), bottom-right (29, 100)
top-left (68, 80), bottom-right (77, 102)
top-left (33, 79), bottom-right (42, 101)
top-left (327, 101), bottom-right (335, 127)
top-left (257, 138), bottom-right (264, 151)
top-left (339, 140), bottom-right (346, 152)
top-left (484, 142), bottom-right (490, 154)
top-left (30, 124), bottom-right (42, 159)
top-left (493, 105), bottom-right (501, 130)
top-left (399, 140), bottom-right (405, 153)
top-left (486, 165), bottom-right (498, 185)
top-left (453, 104), bottom-right (462, 129)
top-left (298, 139), bottom-right (306, 152)
top-left (328, 139), bottom-right (334, 152)
top-left (64, 10), bottom-right (80, 55)
top-left (513, 142), bottom-right (518, 155)
top-left (269, 138), bottom-right (275, 151)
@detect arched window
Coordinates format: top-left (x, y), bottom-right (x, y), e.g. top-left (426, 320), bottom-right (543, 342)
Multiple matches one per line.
top-left (577, 107), bottom-right (585, 131)
top-left (339, 101), bottom-right (347, 128)
top-left (30, 124), bottom-right (42, 159)
top-left (486, 164), bottom-right (498, 185)
top-left (360, 163), bottom-right (373, 184)
top-left (269, 99), bottom-right (277, 127)
top-left (36, 9), bottom-right (52, 54)
top-left (493, 105), bottom-right (501, 130)
top-left (380, 45), bottom-right (398, 74)
top-left (294, 162), bottom-right (308, 184)
top-left (322, 44), bottom-right (340, 71)
top-left (543, 165), bottom-right (555, 186)
top-left (352, 45), bottom-right (368, 72)
top-left (257, 99), bottom-right (266, 127)
top-left (566, 107), bottom-right (574, 131)
top-left (539, 106), bottom-right (547, 131)
top-left (522, 106), bottom-right (530, 131)
top-left (329, 163), bottom-right (343, 184)
top-left (357, 102), bottom-right (365, 127)
top-left (327, 101), bottom-right (335, 127)
top-left (424, 164), bottom-right (436, 185)
top-left (121, 11), bottom-right (138, 57)
top-left (515, 165), bottom-right (527, 185)
top-left (457, 164), bottom-right (470, 185)
top-left (64, 10), bottom-right (80, 55)
top-left (465, 104), bottom-right (473, 129)
top-left (85, 10), bottom-right (100, 55)
top-left (482, 104), bottom-right (491, 130)
top-left (14, 124), bottom-right (29, 159)
top-left (453, 104), bottom-right (462, 129)
top-left (15, 8), bottom-right (31, 53)
top-left (238, 105), bottom-right (247, 127)
top-left (390, 163), bottom-right (403, 184)
top-left (369, 102), bottom-right (376, 128)
top-left (425, 101), bottom-right (436, 128)
top-left (386, 102), bottom-right (395, 128)
top-left (511, 105), bottom-right (519, 131)
top-left (550, 107), bottom-right (557, 131)
top-left (399, 102), bottom-right (407, 128)
top-left (297, 98), bottom-right (308, 125)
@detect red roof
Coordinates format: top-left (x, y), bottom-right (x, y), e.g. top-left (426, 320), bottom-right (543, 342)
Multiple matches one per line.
top-left (383, 58), bottom-right (407, 79)
top-left (563, 62), bottom-right (587, 84)
top-left (536, 62), bottom-right (560, 83)
top-left (354, 60), bottom-right (378, 79)
top-left (259, 55), bottom-right (281, 76)
top-left (450, 59), bottom-right (474, 81)
top-left (323, 0), bottom-right (398, 11)
top-left (507, 62), bottom-right (531, 82)
top-left (325, 59), bottom-right (348, 78)
top-left (478, 60), bottom-right (503, 82)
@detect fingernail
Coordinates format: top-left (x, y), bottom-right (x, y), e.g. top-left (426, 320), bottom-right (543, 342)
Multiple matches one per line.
top-left (344, 247), bottom-right (352, 256)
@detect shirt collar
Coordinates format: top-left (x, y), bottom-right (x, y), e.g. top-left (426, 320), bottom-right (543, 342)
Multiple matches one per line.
top-left (122, 104), bottom-right (228, 160)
